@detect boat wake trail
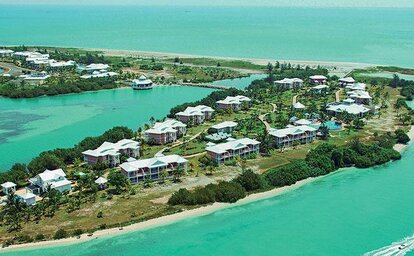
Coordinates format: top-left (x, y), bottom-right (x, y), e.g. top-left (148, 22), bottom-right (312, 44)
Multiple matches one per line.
top-left (364, 234), bottom-right (414, 256)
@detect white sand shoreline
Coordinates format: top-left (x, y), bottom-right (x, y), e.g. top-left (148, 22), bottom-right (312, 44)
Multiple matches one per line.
top-left (393, 126), bottom-right (414, 152)
top-left (85, 47), bottom-right (377, 76)
top-left (1, 177), bottom-right (319, 252)
top-left (3, 126), bottom-right (413, 252)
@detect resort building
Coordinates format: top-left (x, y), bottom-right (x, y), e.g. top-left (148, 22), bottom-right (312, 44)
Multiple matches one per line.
top-left (82, 139), bottom-right (140, 167)
top-left (95, 177), bottom-right (108, 190)
top-left (210, 121), bottom-right (238, 133)
top-left (1, 182), bottom-right (16, 195)
top-left (205, 132), bottom-right (232, 142)
top-left (132, 75), bottom-right (153, 90)
top-left (0, 49), bottom-right (14, 57)
top-left (84, 63), bottom-right (110, 72)
top-left (269, 125), bottom-right (317, 148)
top-left (293, 102), bottom-right (306, 110)
top-left (293, 119), bottom-right (313, 126)
top-left (309, 75), bottom-right (328, 85)
top-left (216, 95), bottom-right (251, 111)
top-left (347, 90), bottom-right (372, 104)
top-left (144, 119), bottom-right (187, 145)
top-left (80, 70), bottom-right (118, 79)
top-left (48, 60), bottom-right (76, 71)
top-left (120, 154), bottom-right (188, 184)
top-left (175, 105), bottom-right (215, 125)
top-left (345, 82), bottom-right (367, 91)
top-left (326, 100), bottom-right (371, 117)
top-left (311, 84), bottom-right (329, 94)
top-left (206, 138), bottom-right (260, 164)
top-left (19, 192), bottom-right (36, 206)
top-left (20, 71), bottom-right (50, 85)
top-left (339, 77), bottom-right (355, 86)
top-left (274, 78), bottom-right (304, 90)
top-left (14, 51), bottom-right (49, 61)
top-left (27, 169), bottom-right (71, 194)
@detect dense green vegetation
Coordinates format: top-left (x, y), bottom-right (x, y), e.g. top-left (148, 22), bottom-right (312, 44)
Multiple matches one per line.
top-left (0, 77), bottom-right (118, 98)
top-left (166, 57), bottom-right (265, 71)
top-left (168, 170), bottom-right (265, 205)
top-left (168, 88), bottom-right (244, 117)
top-left (170, 133), bottom-right (405, 207)
top-left (0, 126), bottom-right (134, 183)
top-left (265, 138), bottom-right (401, 187)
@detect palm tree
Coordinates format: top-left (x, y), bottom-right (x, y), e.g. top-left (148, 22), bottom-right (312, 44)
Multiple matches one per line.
top-left (189, 162), bottom-right (195, 172)
top-left (172, 167), bottom-right (184, 182)
top-left (394, 99), bottom-right (404, 117)
top-left (159, 169), bottom-right (168, 183)
top-left (206, 166), bottom-right (215, 176)
top-left (149, 116), bottom-right (155, 125)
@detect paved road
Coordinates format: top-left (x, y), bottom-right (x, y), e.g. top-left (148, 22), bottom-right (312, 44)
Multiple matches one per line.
top-left (0, 62), bottom-right (31, 76)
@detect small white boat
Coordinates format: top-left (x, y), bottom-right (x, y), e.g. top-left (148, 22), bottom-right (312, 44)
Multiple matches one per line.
top-left (398, 244), bottom-right (406, 250)
top-left (132, 75), bottom-right (153, 90)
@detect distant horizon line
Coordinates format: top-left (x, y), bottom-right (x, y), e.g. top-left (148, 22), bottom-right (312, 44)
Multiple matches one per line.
top-left (0, 3), bottom-right (414, 9)
top-left (1, 3), bottom-right (414, 8)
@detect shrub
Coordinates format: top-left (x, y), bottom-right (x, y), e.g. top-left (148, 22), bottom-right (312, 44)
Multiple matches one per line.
top-left (214, 181), bottom-right (246, 203)
top-left (54, 229), bottom-right (68, 240)
top-left (395, 129), bottom-right (410, 144)
top-left (168, 188), bottom-right (192, 205)
top-left (234, 170), bottom-right (265, 192)
top-left (72, 229), bottom-right (83, 237)
top-left (35, 234), bottom-right (45, 241)
top-left (97, 211), bottom-right (103, 218)
top-left (16, 235), bottom-right (33, 243)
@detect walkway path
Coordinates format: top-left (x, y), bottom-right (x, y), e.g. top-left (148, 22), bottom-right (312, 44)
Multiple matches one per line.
top-left (335, 89), bottom-right (343, 102)
top-left (258, 103), bottom-right (278, 131)
top-left (156, 129), bottom-right (207, 155)
top-left (292, 94), bottom-right (299, 104)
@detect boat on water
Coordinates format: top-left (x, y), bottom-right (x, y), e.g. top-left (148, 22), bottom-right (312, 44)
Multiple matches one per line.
top-left (132, 75), bottom-right (153, 90)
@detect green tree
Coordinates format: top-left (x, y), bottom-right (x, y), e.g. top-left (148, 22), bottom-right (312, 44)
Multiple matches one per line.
top-left (108, 170), bottom-right (130, 194)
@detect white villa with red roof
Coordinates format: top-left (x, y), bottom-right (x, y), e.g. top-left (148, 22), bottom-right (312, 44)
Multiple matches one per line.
top-left (309, 75), bottom-right (328, 85)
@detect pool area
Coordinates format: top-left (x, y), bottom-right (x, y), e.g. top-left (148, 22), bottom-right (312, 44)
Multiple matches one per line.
top-left (325, 121), bottom-right (343, 130)
top-left (309, 121), bottom-right (343, 131)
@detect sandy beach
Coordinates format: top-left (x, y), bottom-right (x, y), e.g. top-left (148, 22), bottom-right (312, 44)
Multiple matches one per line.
top-left (393, 126), bottom-right (414, 152)
top-left (1, 177), bottom-right (319, 252)
top-left (3, 123), bottom-right (414, 252)
top-left (86, 47), bottom-right (378, 76)
top-left (3, 125), bottom-right (413, 252)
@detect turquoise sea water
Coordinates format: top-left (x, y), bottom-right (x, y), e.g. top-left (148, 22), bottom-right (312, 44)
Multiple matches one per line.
top-left (0, 73), bottom-right (263, 171)
top-left (0, 86), bottom-right (214, 170)
top-left (211, 74), bottom-right (266, 89)
top-left (1, 6), bottom-right (414, 67)
top-left (3, 141), bottom-right (414, 256)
